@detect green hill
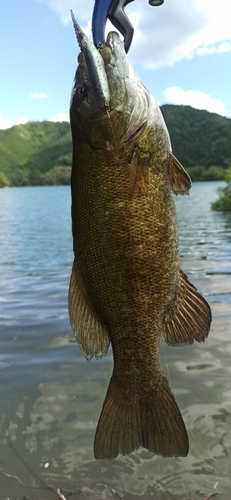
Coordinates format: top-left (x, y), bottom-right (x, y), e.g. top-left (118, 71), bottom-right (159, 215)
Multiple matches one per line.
top-left (0, 105), bottom-right (231, 187)
top-left (161, 105), bottom-right (231, 181)
top-left (0, 121), bottom-right (71, 186)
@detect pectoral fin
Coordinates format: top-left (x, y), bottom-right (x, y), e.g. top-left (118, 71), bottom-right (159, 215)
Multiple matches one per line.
top-left (168, 153), bottom-right (191, 195)
top-left (162, 269), bottom-right (211, 346)
top-left (68, 259), bottom-right (110, 360)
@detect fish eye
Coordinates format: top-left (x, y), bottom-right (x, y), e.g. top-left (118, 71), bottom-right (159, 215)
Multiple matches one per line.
top-left (76, 84), bottom-right (87, 100)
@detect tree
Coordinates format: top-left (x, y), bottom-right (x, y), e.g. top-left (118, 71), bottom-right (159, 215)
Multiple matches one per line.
top-left (211, 166), bottom-right (231, 211)
top-left (0, 171), bottom-right (10, 187)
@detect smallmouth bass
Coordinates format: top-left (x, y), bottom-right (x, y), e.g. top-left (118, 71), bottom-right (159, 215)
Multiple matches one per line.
top-left (68, 13), bottom-right (211, 460)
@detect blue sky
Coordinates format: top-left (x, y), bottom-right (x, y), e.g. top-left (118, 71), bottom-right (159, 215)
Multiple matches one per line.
top-left (0, 0), bottom-right (230, 129)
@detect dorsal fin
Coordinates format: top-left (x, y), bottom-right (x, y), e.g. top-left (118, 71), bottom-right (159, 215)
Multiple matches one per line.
top-left (168, 153), bottom-right (191, 195)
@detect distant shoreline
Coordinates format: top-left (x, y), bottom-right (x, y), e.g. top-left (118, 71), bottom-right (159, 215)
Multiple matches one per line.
top-left (1, 105), bottom-right (230, 187)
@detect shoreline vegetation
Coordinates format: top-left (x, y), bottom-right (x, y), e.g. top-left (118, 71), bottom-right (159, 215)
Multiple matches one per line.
top-left (0, 104), bottom-right (231, 210)
top-left (211, 167), bottom-right (231, 211)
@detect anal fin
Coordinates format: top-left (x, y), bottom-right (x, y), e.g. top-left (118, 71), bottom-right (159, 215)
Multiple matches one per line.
top-left (169, 153), bottom-right (191, 195)
top-left (162, 269), bottom-right (211, 346)
top-left (68, 259), bottom-right (110, 360)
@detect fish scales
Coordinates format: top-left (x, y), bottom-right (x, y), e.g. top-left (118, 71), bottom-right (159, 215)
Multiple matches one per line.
top-left (71, 145), bottom-right (177, 370)
top-left (69, 16), bottom-right (211, 460)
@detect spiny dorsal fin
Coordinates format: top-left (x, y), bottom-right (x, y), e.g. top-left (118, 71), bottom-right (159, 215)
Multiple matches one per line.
top-left (168, 153), bottom-right (191, 195)
top-left (68, 259), bottom-right (110, 360)
top-left (162, 269), bottom-right (211, 346)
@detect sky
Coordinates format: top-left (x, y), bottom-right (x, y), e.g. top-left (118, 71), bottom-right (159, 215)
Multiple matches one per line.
top-left (0, 0), bottom-right (230, 129)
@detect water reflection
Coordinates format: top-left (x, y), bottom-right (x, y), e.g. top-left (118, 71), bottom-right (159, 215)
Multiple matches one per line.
top-left (1, 360), bottom-right (231, 499)
top-left (0, 184), bottom-right (231, 499)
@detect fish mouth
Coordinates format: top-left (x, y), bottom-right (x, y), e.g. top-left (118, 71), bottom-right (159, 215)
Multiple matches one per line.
top-left (70, 11), bottom-right (151, 144)
top-left (70, 10), bottom-right (110, 110)
top-left (70, 11), bottom-right (131, 115)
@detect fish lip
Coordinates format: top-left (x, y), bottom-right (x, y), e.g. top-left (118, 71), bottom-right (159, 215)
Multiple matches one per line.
top-left (70, 10), bottom-right (110, 109)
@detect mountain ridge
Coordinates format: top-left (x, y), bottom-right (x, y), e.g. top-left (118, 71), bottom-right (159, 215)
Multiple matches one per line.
top-left (0, 104), bottom-right (230, 187)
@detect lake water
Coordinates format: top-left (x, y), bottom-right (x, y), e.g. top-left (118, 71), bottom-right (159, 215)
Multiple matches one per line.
top-left (0, 182), bottom-right (231, 500)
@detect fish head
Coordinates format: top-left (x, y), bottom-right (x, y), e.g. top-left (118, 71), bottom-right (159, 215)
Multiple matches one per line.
top-left (70, 14), bottom-right (152, 153)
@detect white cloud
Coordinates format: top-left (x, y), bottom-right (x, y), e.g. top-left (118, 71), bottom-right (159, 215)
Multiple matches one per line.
top-left (0, 114), bottom-right (27, 130)
top-left (49, 112), bottom-right (69, 122)
top-left (164, 87), bottom-right (228, 116)
top-left (40, 0), bottom-right (231, 68)
top-left (0, 111), bottom-right (69, 130)
top-left (16, 117), bottom-right (28, 125)
top-left (197, 42), bottom-right (231, 55)
top-left (128, 0), bottom-right (231, 68)
top-left (0, 112), bottom-right (12, 130)
top-left (31, 92), bottom-right (48, 99)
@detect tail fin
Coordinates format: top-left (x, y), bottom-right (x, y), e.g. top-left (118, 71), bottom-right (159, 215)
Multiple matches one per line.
top-left (94, 374), bottom-right (188, 460)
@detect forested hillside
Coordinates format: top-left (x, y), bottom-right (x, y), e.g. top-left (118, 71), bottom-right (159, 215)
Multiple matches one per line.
top-left (0, 105), bottom-right (231, 187)
top-left (161, 105), bottom-right (231, 181)
top-left (0, 121), bottom-right (71, 187)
